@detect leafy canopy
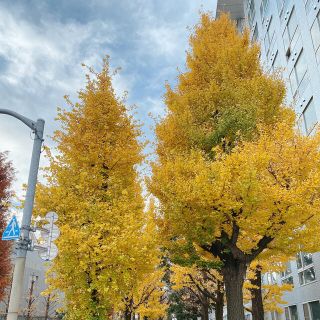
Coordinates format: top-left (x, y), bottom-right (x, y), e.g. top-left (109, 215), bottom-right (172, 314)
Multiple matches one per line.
top-left (36, 58), bottom-right (162, 319)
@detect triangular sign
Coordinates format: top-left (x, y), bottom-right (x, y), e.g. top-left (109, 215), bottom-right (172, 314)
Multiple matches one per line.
top-left (2, 216), bottom-right (20, 240)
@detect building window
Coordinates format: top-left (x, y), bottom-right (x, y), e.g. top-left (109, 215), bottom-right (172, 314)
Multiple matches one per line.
top-left (276, 0), bottom-right (282, 11)
top-left (271, 51), bottom-right (279, 72)
top-left (264, 17), bottom-right (275, 55)
top-left (311, 11), bottom-right (320, 63)
top-left (302, 98), bottom-right (318, 135)
top-left (281, 262), bottom-right (294, 286)
top-left (283, 8), bottom-right (299, 54)
top-left (296, 252), bottom-right (313, 269)
top-left (289, 50), bottom-right (308, 97)
top-left (296, 252), bottom-right (316, 285)
top-left (252, 24), bottom-right (259, 42)
top-left (271, 311), bottom-right (281, 320)
top-left (266, 272), bottom-right (277, 285)
top-left (299, 267), bottom-right (316, 285)
top-left (260, 0), bottom-right (270, 20)
top-left (285, 305), bottom-right (299, 320)
top-left (236, 18), bottom-right (246, 33)
top-left (278, 0), bottom-right (291, 18)
top-left (305, 0), bottom-right (313, 14)
top-left (248, 0), bottom-right (255, 27)
top-left (303, 301), bottom-right (320, 320)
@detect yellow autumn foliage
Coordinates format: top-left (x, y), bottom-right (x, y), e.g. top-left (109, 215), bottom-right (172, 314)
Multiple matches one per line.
top-left (156, 13), bottom-right (286, 158)
top-left (152, 118), bottom-right (320, 253)
top-left (150, 13), bottom-right (320, 319)
top-left (171, 264), bottom-right (222, 295)
top-left (244, 259), bottom-right (293, 314)
top-left (35, 58), bottom-right (164, 319)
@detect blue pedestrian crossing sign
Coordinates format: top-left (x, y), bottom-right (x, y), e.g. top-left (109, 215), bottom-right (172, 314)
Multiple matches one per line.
top-left (2, 216), bottom-right (20, 240)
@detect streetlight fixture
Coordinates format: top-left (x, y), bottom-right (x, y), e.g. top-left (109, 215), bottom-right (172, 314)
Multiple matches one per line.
top-left (0, 109), bottom-right (45, 320)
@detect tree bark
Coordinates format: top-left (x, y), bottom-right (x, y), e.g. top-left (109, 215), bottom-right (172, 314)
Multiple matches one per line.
top-left (222, 260), bottom-right (247, 320)
top-left (215, 286), bottom-right (224, 320)
top-left (44, 294), bottom-right (51, 320)
top-left (201, 301), bottom-right (209, 320)
top-left (26, 277), bottom-right (35, 320)
top-left (124, 310), bottom-right (132, 320)
top-left (250, 266), bottom-right (264, 320)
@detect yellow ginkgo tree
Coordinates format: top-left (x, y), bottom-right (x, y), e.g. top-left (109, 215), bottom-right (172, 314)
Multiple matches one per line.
top-left (151, 117), bottom-right (320, 320)
top-left (171, 264), bottom-right (224, 320)
top-left (244, 258), bottom-right (293, 318)
top-left (150, 13), bottom-right (320, 320)
top-left (118, 202), bottom-right (167, 320)
top-left (35, 58), bottom-right (161, 320)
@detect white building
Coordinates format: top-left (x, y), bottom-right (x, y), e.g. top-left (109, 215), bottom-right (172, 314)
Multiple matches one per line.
top-left (216, 1), bottom-right (320, 319)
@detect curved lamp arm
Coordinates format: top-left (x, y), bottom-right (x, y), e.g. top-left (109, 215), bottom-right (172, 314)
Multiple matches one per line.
top-left (0, 108), bottom-right (36, 130)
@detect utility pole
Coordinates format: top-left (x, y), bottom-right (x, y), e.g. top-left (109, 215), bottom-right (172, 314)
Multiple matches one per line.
top-left (0, 109), bottom-right (45, 320)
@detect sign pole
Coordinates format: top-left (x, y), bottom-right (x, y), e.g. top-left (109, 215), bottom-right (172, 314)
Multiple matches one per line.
top-left (0, 110), bottom-right (44, 320)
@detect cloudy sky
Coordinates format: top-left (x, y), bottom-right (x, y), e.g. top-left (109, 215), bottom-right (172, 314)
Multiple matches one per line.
top-left (0, 0), bottom-right (217, 199)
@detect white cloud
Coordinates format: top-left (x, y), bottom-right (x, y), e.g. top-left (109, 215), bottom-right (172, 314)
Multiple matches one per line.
top-left (0, 0), bottom-right (217, 203)
top-left (143, 97), bottom-right (166, 118)
top-left (137, 24), bottom-right (186, 59)
top-left (0, 5), bottom-right (119, 196)
top-left (0, 6), bottom-right (116, 92)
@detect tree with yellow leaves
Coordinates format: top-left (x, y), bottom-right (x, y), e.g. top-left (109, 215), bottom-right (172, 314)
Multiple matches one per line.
top-left (35, 57), bottom-right (158, 320)
top-left (171, 264), bottom-right (224, 320)
top-left (118, 202), bottom-right (167, 320)
top-left (248, 230), bottom-right (319, 319)
top-left (245, 259), bottom-right (293, 319)
top-left (120, 268), bottom-right (166, 320)
top-left (150, 13), bottom-right (320, 320)
top-left (152, 118), bottom-right (320, 319)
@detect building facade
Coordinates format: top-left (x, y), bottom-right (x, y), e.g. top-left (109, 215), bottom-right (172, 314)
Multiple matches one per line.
top-left (0, 249), bottom-right (60, 319)
top-left (216, 1), bottom-right (320, 319)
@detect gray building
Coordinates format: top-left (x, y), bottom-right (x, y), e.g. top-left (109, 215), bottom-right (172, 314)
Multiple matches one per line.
top-left (0, 246), bottom-right (60, 319)
top-left (216, 1), bottom-right (320, 319)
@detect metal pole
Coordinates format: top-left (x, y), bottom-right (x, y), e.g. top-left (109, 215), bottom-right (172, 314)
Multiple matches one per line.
top-left (0, 109), bottom-right (44, 320)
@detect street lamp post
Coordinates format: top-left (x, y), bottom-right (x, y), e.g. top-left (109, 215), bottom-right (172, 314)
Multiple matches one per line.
top-left (0, 109), bottom-right (45, 320)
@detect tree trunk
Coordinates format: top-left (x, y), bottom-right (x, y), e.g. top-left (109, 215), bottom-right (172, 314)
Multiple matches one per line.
top-left (124, 310), bottom-right (132, 320)
top-left (27, 277), bottom-right (35, 320)
top-left (222, 260), bottom-right (247, 320)
top-left (44, 294), bottom-right (51, 320)
top-left (201, 301), bottom-right (209, 320)
top-left (215, 285), bottom-right (224, 320)
top-left (251, 266), bottom-right (264, 320)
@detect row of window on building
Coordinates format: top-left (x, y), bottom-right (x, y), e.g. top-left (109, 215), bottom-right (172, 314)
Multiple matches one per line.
top-left (263, 252), bottom-right (319, 319)
top-left (284, 301), bottom-right (320, 320)
top-left (247, 0), bottom-right (317, 27)
top-left (280, 252), bottom-right (315, 286)
top-left (246, 0), bottom-right (319, 136)
top-left (243, 301), bottom-right (320, 320)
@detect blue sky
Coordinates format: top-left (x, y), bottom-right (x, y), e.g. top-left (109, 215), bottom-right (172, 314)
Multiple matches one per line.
top-left (0, 0), bottom-right (217, 196)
